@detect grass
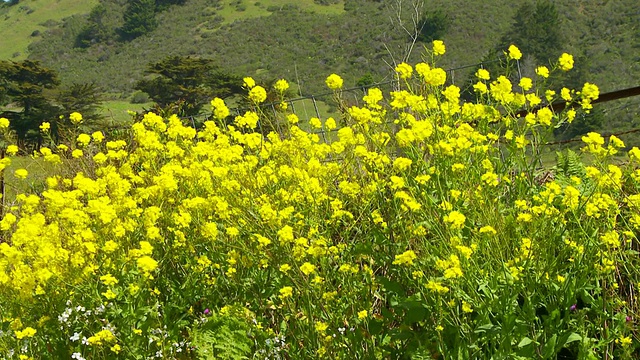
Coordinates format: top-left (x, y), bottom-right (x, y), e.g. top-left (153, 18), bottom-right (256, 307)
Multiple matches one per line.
top-left (0, 0), bottom-right (98, 60)
top-left (3, 156), bottom-right (53, 206)
top-left (216, 0), bottom-right (344, 25)
top-left (99, 100), bottom-right (154, 126)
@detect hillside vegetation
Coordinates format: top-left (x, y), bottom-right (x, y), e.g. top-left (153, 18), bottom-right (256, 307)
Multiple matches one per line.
top-left (1, 0), bottom-right (639, 141)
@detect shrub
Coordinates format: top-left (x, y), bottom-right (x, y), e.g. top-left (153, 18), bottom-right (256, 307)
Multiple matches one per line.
top-left (0, 43), bottom-right (637, 359)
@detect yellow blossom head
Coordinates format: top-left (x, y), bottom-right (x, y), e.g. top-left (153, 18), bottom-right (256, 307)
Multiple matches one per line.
top-left (248, 86), bottom-right (267, 103)
top-left (558, 53), bottom-right (574, 71)
top-left (325, 74), bottom-right (343, 90)
top-left (432, 40), bottom-right (446, 55)
top-left (507, 44), bottom-right (522, 60)
top-left (69, 112), bottom-right (83, 125)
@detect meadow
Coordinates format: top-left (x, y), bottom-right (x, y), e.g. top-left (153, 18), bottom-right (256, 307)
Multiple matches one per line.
top-left (0, 43), bottom-right (639, 359)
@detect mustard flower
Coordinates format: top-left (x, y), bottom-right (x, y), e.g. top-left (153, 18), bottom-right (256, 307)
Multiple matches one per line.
top-left (558, 53), bottom-right (574, 71)
top-left (536, 66), bottom-right (550, 78)
top-left (443, 210), bottom-right (466, 230)
top-left (363, 87), bottom-right (383, 108)
top-left (14, 168), bottom-right (28, 179)
top-left (6, 145), bottom-right (18, 155)
top-left (249, 86), bottom-right (267, 103)
top-left (325, 74), bottom-right (344, 90)
top-left (479, 225), bottom-right (497, 235)
top-left (442, 85), bottom-right (460, 103)
top-left (519, 77), bottom-right (532, 91)
top-left (15, 327), bottom-right (37, 339)
top-left (617, 336), bottom-right (633, 347)
top-left (243, 77), bottom-right (256, 88)
top-left (315, 321), bottom-right (328, 334)
top-left (309, 117), bottom-right (322, 129)
top-left (279, 264), bottom-right (291, 272)
top-left (561, 87), bottom-right (572, 101)
top-left (103, 240), bottom-right (119, 253)
top-left (102, 289), bottom-right (117, 300)
top-left (426, 280), bottom-right (449, 294)
top-left (100, 274), bottom-right (119, 286)
top-left (473, 81), bottom-right (488, 94)
top-left (537, 107), bottom-right (553, 126)
top-left (39, 122), bottom-right (50, 132)
top-left (137, 255), bottom-right (159, 273)
top-left (211, 98), bottom-right (230, 120)
top-left (432, 40), bottom-right (446, 55)
top-left (325, 117), bottom-right (337, 130)
top-left (600, 231), bottom-right (620, 248)
top-left (462, 301), bottom-right (473, 313)
top-left (87, 329), bottom-right (116, 345)
top-left (70, 112), bottom-right (83, 124)
top-left (507, 44), bottom-right (522, 60)
top-left (395, 62), bottom-right (413, 79)
top-left (0, 212), bottom-right (16, 230)
top-left (475, 68), bottom-right (490, 81)
top-left (581, 82), bottom-right (599, 100)
top-left (92, 131), bottom-right (104, 143)
top-left (357, 310), bottom-right (368, 319)
top-left (287, 114), bottom-right (299, 124)
top-left (392, 250), bottom-right (417, 266)
top-left (392, 157), bottom-right (412, 171)
top-left (279, 286), bottom-right (293, 300)
top-left (77, 133), bottom-right (91, 147)
top-left (300, 262), bottom-right (316, 275)
top-left (0, 117), bottom-right (9, 129)
top-left (72, 149), bottom-right (83, 158)
top-left (273, 79), bottom-right (289, 92)
top-left (234, 111), bottom-right (259, 129)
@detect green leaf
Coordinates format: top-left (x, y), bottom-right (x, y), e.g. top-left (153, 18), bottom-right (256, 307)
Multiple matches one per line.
top-left (518, 337), bottom-right (533, 348)
top-left (403, 306), bottom-right (426, 324)
top-left (565, 333), bottom-right (582, 344)
top-left (474, 323), bottom-right (494, 333)
top-left (542, 334), bottom-right (557, 359)
top-left (368, 319), bottom-right (383, 335)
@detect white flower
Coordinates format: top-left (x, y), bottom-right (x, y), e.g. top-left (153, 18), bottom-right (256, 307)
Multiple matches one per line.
top-left (81, 337), bottom-right (89, 345)
top-left (71, 353), bottom-right (85, 360)
top-left (70, 332), bottom-right (81, 342)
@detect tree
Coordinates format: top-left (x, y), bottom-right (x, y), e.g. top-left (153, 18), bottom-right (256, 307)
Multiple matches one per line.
top-left (119, 0), bottom-right (157, 40)
top-left (55, 83), bottom-right (105, 142)
top-left (0, 60), bottom-right (60, 149)
top-left (417, 9), bottom-right (449, 43)
top-left (502, 0), bottom-right (562, 63)
top-left (75, 4), bottom-right (113, 48)
top-left (135, 56), bottom-right (242, 117)
top-left (155, 0), bottom-right (187, 11)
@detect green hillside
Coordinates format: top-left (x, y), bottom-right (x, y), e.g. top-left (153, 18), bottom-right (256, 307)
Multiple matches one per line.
top-left (2, 0), bottom-right (639, 141)
top-left (0, 0), bottom-right (98, 59)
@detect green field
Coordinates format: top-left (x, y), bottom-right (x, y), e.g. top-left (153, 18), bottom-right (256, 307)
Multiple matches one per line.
top-left (0, 0), bottom-right (98, 60)
top-left (99, 100), bottom-right (154, 125)
top-left (216, 0), bottom-right (344, 25)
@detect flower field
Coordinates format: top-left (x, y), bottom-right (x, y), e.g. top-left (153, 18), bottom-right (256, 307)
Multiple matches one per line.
top-left (1, 43), bottom-right (639, 359)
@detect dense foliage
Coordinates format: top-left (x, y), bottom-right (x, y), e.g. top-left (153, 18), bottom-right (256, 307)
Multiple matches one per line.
top-left (0, 43), bottom-right (639, 359)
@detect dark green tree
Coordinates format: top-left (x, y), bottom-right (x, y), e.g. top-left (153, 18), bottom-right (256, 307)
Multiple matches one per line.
top-left (55, 82), bottom-right (105, 142)
top-left (119, 0), bottom-right (157, 40)
top-left (155, 0), bottom-right (187, 11)
top-left (0, 60), bottom-right (60, 149)
top-left (75, 4), bottom-right (113, 48)
top-left (502, 0), bottom-right (562, 62)
top-left (417, 9), bottom-right (450, 43)
top-left (135, 56), bottom-right (242, 117)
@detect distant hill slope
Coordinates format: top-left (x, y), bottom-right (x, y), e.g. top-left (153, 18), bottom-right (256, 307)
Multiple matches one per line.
top-left (3, 0), bottom-right (639, 141)
top-left (0, 0), bottom-right (98, 60)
